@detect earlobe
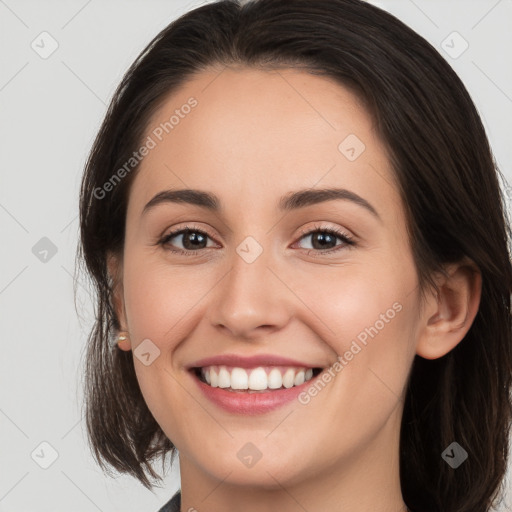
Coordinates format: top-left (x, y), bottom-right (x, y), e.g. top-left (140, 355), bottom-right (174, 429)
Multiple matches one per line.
top-left (116, 331), bottom-right (132, 351)
top-left (107, 252), bottom-right (132, 351)
top-left (416, 258), bottom-right (482, 360)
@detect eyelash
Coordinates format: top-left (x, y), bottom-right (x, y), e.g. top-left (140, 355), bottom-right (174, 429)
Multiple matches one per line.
top-left (157, 223), bottom-right (356, 257)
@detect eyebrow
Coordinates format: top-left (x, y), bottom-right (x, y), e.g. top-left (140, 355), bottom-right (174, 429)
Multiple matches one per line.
top-left (142, 187), bottom-right (381, 220)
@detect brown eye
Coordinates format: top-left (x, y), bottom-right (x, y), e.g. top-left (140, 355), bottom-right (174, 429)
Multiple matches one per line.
top-left (159, 226), bottom-right (217, 255)
top-left (295, 226), bottom-right (355, 255)
top-left (162, 229), bottom-right (208, 250)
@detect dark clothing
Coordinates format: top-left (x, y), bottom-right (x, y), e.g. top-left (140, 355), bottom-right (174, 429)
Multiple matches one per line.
top-left (157, 489), bottom-right (181, 512)
top-left (158, 490), bottom-right (415, 511)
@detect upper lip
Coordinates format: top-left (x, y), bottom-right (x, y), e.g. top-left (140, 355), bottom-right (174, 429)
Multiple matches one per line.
top-left (187, 354), bottom-right (324, 370)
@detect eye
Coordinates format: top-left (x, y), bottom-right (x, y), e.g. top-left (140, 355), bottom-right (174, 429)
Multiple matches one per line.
top-left (158, 225), bottom-right (217, 255)
top-left (157, 223), bottom-right (355, 256)
top-left (294, 224), bottom-right (355, 256)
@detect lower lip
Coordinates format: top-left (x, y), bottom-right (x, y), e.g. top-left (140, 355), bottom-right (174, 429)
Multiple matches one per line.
top-left (190, 370), bottom-right (321, 415)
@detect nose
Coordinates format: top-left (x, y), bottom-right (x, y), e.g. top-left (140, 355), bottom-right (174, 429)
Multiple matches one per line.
top-left (206, 245), bottom-right (293, 340)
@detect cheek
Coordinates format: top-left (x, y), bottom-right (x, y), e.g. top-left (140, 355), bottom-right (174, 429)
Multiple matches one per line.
top-left (295, 270), bottom-right (416, 440)
top-left (123, 247), bottom-right (417, 358)
top-left (122, 257), bottom-right (201, 430)
top-left (123, 255), bottom-right (205, 343)
top-left (296, 264), bottom-right (410, 344)
top-left (298, 263), bottom-right (418, 404)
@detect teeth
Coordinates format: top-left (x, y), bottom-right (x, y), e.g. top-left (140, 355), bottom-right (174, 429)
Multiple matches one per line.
top-left (268, 368), bottom-right (283, 389)
top-left (282, 368), bottom-right (295, 388)
top-left (294, 369), bottom-right (305, 386)
top-left (199, 365), bottom-right (317, 391)
top-left (248, 367), bottom-right (267, 390)
top-left (218, 367), bottom-right (231, 388)
top-left (231, 367), bottom-right (248, 390)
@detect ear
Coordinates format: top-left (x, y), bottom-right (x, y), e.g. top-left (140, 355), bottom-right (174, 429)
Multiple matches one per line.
top-left (107, 251), bottom-right (131, 351)
top-left (416, 257), bottom-right (482, 360)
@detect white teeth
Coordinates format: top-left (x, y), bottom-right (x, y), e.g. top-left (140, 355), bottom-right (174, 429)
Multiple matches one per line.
top-left (248, 367), bottom-right (267, 390)
top-left (282, 368), bottom-right (295, 388)
top-left (294, 369), bottom-right (305, 386)
top-left (200, 365), bottom-right (316, 391)
top-left (218, 367), bottom-right (231, 388)
top-left (230, 367), bottom-right (248, 390)
top-left (267, 368), bottom-right (283, 389)
top-left (209, 368), bottom-right (217, 387)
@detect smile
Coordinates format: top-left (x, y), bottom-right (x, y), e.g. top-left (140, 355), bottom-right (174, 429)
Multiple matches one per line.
top-left (189, 365), bottom-right (326, 415)
top-left (194, 365), bottom-right (323, 392)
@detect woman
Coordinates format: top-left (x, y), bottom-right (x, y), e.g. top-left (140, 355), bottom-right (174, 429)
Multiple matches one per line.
top-left (77, 0), bottom-right (512, 511)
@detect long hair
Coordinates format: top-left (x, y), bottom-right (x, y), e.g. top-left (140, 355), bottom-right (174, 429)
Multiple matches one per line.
top-left (76, 1), bottom-right (512, 510)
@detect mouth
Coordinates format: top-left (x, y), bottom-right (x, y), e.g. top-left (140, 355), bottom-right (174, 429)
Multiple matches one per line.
top-left (189, 365), bottom-right (324, 393)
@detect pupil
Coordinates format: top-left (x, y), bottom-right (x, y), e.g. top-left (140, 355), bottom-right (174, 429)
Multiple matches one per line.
top-left (312, 232), bottom-right (335, 250)
top-left (183, 230), bottom-right (206, 250)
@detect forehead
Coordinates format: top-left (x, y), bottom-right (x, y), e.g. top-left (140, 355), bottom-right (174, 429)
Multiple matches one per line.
top-left (127, 66), bottom-right (400, 221)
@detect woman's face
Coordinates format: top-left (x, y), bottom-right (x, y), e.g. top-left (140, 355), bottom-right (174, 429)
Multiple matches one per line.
top-left (114, 67), bottom-right (426, 489)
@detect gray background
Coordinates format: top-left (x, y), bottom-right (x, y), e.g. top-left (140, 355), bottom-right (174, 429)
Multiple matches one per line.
top-left (1, 0), bottom-right (511, 510)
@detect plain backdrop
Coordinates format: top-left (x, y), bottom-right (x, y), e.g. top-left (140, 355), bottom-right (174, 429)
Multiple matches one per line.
top-left (0, 0), bottom-right (511, 511)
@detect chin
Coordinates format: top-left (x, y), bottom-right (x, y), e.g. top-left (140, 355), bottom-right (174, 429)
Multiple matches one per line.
top-left (189, 446), bottom-right (311, 489)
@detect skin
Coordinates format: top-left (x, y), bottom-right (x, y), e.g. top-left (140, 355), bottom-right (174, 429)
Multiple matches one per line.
top-left (109, 67), bottom-right (481, 512)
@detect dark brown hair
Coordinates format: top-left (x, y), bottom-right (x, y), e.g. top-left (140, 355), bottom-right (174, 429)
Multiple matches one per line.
top-left (76, 1), bottom-right (512, 510)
